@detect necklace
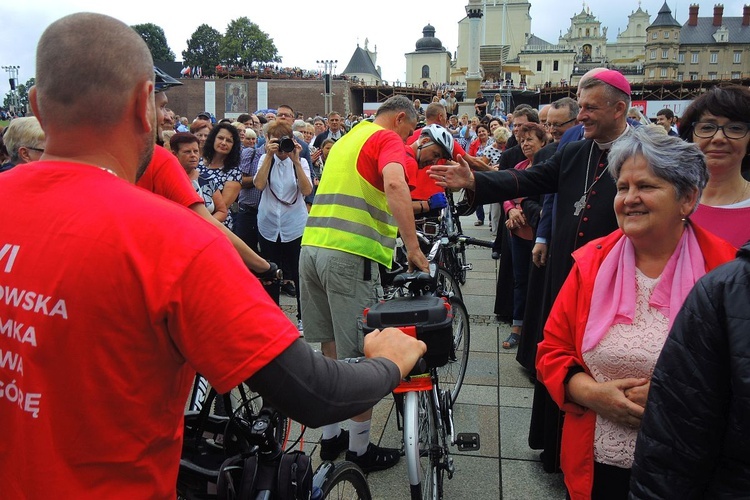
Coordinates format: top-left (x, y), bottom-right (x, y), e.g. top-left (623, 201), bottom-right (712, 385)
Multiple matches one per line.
top-left (573, 144), bottom-right (608, 216)
top-left (732, 182), bottom-right (750, 204)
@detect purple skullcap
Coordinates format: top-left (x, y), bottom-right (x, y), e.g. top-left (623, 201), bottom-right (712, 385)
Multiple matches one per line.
top-left (590, 70), bottom-right (631, 97)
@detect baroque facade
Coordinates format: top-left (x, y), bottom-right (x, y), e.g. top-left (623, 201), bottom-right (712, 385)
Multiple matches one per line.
top-left (407, 1), bottom-right (750, 89)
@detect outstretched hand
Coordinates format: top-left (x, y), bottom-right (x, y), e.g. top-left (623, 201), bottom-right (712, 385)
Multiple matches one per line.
top-left (364, 327), bottom-right (427, 379)
top-left (428, 155), bottom-right (475, 190)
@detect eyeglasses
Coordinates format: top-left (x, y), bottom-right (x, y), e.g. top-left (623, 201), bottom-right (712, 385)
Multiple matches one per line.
top-left (546, 118), bottom-right (576, 129)
top-left (692, 121), bottom-right (750, 140)
top-left (277, 113), bottom-right (294, 119)
top-left (25, 146), bottom-right (45, 153)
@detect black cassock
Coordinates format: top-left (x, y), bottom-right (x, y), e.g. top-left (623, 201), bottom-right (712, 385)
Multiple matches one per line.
top-left (472, 138), bottom-right (619, 472)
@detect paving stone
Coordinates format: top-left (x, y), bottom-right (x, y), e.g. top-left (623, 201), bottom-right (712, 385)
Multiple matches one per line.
top-left (499, 407), bottom-right (538, 461)
top-left (501, 458), bottom-right (567, 500)
top-left (470, 323), bottom-right (499, 352)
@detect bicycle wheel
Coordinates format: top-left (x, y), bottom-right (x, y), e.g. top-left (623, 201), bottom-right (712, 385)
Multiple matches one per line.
top-left (437, 297), bottom-right (470, 403)
top-left (437, 266), bottom-right (463, 302)
top-left (317, 461), bottom-right (373, 500)
top-left (404, 391), bottom-right (441, 500)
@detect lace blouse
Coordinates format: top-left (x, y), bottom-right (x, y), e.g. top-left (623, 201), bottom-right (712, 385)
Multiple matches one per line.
top-left (581, 269), bottom-right (669, 468)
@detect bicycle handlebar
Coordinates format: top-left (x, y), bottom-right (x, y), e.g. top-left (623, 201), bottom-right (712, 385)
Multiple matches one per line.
top-left (459, 236), bottom-right (494, 248)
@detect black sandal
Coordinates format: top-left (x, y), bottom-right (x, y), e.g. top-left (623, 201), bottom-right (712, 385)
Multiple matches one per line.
top-left (503, 332), bottom-right (521, 349)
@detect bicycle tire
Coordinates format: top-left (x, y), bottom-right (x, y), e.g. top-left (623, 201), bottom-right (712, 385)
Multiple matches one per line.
top-left (437, 266), bottom-right (463, 303)
top-left (404, 391), bottom-right (441, 500)
top-left (318, 461), bottom-right (373, 500)
top-left (437, 297), bottom-right (470, 403)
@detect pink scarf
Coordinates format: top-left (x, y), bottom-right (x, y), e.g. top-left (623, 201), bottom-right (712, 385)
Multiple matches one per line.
top-left (581, 225), bottom-right (706, 353)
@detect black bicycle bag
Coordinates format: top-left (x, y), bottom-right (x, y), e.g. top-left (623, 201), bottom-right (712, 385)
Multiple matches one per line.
top-left (216, 450), bottom-right (312, 500)
top-left (363, 295), bottom-right (453, 368)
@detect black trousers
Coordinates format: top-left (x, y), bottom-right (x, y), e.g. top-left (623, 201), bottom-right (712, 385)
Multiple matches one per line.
top-left (233, 204), bottom-right (260, 253)
top-left (259, 234), bottom-right (302, 320)
top-left (566, 462), bottom-right (631, 500)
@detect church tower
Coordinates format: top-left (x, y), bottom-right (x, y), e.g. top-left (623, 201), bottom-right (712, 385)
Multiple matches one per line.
top-left (645, 2), bottom-right (681, 81)
top-left (405, 24), bottom-right (452, 86)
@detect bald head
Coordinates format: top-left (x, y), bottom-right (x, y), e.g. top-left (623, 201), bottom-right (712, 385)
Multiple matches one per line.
top-left (35, 13), bottom-right (154, 126)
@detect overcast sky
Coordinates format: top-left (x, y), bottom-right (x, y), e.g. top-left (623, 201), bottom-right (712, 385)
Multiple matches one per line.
top-left (2, 0), bottom-right (747, 90)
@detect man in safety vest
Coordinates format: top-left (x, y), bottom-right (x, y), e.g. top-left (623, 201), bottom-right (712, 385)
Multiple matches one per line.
top-left (299, 95), bottom-right (429, 473)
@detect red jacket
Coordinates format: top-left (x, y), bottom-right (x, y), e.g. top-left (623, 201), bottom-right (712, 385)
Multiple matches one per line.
top-left (535, 223), bottom-right (736, 499)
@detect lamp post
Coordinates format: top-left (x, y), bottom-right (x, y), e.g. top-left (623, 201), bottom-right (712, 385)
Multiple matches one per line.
top-left (316, 59), bottom-right (337, 115)
top-left (2, 65), bottom-right (20, 113)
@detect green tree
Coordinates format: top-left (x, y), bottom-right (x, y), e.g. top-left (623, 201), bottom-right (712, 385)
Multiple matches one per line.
top-left (219, 17), bottom-right (280, 69)
top-left (182, 24), bottom-right (222, 76)
top-left (3, 77), bottom-right (35, 112)
top-left (131, 23), bottom-right (176, 62)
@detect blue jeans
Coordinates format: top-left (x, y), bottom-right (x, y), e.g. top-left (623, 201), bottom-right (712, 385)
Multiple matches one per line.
top-left (475, 205), bottom-right (485, 223)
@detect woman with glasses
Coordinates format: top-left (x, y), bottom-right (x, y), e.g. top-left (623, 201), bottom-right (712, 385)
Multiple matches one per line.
top-left (679, 85), bottom-right (750, 247)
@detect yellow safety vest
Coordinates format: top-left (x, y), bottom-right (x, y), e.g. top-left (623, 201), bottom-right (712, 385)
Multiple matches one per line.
top-left (302, 121), bottom-right (398, 267)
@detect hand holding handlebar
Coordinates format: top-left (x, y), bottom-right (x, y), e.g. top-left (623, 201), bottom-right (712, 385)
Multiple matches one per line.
top-left (364, 327), bottom-right (427, 379)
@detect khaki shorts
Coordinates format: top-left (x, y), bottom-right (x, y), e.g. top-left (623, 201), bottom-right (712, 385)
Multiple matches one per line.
top-left (299, 246), bottom-right (383, 359)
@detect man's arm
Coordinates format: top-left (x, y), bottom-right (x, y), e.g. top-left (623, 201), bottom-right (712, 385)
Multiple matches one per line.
top-left (383, 163), bottom-right (429, 272)
top-left (247, 327), bottom-right (426, 428)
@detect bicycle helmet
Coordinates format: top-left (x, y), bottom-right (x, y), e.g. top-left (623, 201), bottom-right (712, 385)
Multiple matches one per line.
top-left (419, 124), bottom-right (454, 160)
top-left (154, 66), bottom-right (182, 93)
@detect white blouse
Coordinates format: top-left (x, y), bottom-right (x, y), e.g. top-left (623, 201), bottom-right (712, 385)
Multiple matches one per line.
top-left (257, 155), bottom-right (311, 243)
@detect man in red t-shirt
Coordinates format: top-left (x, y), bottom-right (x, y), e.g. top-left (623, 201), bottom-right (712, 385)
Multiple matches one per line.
top-left (0, 14), bottom-right (426, 498)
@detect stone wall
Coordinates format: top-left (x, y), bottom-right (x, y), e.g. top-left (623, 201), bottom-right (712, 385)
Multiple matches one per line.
top-left (165, 78), bottom-right (351, 121)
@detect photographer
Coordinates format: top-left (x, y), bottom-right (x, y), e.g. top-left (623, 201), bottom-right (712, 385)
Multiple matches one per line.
top-left (253, 121), bottom-right (313, 332)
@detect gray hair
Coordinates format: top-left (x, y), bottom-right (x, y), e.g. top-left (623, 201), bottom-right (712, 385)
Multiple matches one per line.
top-left (244, 129), bottom-right (257, 139)
top-left (292, 119), bottom-right (308, 132)
top-left (608, 125), bottom-right (708, 209)
top-left (376, 95), bottom-right (419, 122)
top-left (551, 97), bottom-right (579, 120)
top-left (4, 117), bottom-right (45, 163)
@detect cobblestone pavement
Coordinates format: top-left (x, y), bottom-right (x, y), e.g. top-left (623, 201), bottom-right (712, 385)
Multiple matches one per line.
top-left (281, 218), bottom-right (567, 499)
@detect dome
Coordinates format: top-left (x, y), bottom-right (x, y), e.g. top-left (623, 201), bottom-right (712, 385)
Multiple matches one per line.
top-left (415, 24), bottom-right (445, 52)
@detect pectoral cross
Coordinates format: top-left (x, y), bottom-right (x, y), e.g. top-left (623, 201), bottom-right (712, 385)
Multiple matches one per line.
top-left (573, 194), bottom-right (586, 216)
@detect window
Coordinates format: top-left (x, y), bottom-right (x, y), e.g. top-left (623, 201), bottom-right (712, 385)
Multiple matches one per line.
top-left (553, 60), bottom-right (559, 71)
top-left (421, 65), bottom-right (430, 78)
top-left (661, 68), bottom-right (668, 78)
top-left (652, 32), bottom-right (658, 39)
top-left (710, 53), bottom-right (718, 64)
top-left (733, 72), bottom-right (742, 79)
top-left (665, 31), bottom-right (670, 39)
top-left (677, 73), bottom-right (684, 81)
top-left (537, 60), bottom-right (542, 71)
top-left (662, 49), bottom-right (669, 59)
top-left (690, 72), bottom-right (698, 81)
top-left (678, 52), bottom-right (685, 63)
top-left (650, 49), bottom-right (657, 60)
top-left (691, 52), bottom-right (699, 64)
top-left (734, 51), bottom-right (742, 64)
top-left (709, 72), bottom-right (718, 80)
top-left (649, 69), bottom-right (655, 78)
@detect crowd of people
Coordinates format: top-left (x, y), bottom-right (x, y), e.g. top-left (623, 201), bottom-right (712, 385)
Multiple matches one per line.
top-left (3, 12), bottom-right (750, 499)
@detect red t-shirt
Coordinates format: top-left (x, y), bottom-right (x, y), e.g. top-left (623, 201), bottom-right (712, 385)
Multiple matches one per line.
top-left (355, 128), bottom-right (414, 191)
top-left (405, 128), bottom-right (467, 160)
top-left (136, 144), bottom-right (203, 207)
top-left (0, 162), bottom-right (298, 498)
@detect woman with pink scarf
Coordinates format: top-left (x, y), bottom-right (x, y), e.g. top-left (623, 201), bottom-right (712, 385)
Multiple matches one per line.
top-left (535, 126), bottom-right (737, 500)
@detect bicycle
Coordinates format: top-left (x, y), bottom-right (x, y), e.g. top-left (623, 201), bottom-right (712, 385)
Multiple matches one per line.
top-left (363, 263), bottom-right (480, 500)
top-left (177, 385), bottom-right (371, 500)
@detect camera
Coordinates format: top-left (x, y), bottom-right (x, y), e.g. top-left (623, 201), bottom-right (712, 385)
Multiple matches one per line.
top-left (277, 136), bottom-right (295, 153)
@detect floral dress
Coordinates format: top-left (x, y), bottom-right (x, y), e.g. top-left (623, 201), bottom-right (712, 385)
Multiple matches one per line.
top-left (199, 161), bottom-right (242, 229)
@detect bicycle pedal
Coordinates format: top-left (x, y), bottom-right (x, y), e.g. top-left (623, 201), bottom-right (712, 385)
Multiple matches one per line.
top-left (462, 264), bottom-right (473, 271)
top-left (455, 433), bottom-right (480, 451)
